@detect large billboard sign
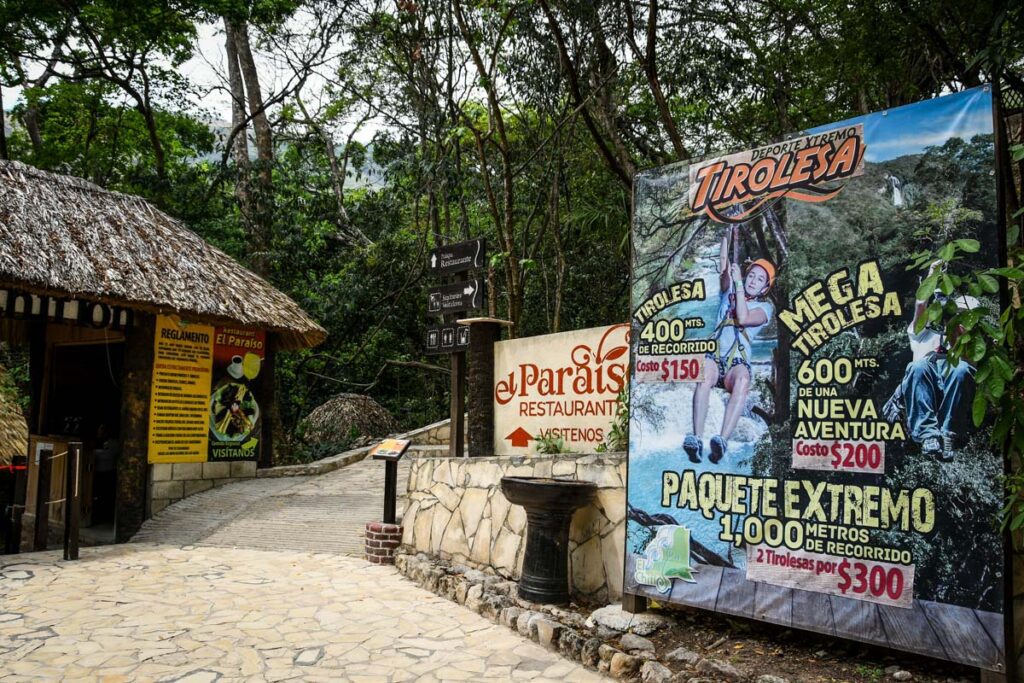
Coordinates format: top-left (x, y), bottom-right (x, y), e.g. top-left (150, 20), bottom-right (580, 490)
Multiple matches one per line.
top-left (493, 324), bottom-right (628, 454)
top-left (625, 87), bottom-right (1006, 671)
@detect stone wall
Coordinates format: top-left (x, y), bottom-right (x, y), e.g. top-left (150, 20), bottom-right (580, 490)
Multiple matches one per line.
top-left (149, 461), bottom-right (257, 515)
top-left (403, 417), bottom-right (465, 446)
top-left (400, 452), bottom-right (626, 603)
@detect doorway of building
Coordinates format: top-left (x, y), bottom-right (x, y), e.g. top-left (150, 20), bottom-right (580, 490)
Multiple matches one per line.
top-left (44, 340), bottom-right (124, 543)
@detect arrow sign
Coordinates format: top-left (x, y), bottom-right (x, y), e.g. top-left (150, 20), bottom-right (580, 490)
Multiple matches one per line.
top-left (505, 427), bottom-right (534, 449)
top-left (427, 279), bottom-right (485, 315)
top-left (428, 238), bottom-right (486, 276)
top-left (425, 323), bottom-right (470, 355)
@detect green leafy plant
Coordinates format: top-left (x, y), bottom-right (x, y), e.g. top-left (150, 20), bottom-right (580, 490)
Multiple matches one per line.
top-left (597, 382), bottom-right (629, 453)
top-left (534, 432), bottom-right (574, 454)
top-left (909, 232), bottom-right (1024, 534)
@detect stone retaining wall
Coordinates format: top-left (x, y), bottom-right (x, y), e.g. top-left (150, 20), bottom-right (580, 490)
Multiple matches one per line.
top-left (400, 452), bottom-right (626, 603)
top-left (149, 461), bottom-right (257, 515)
top-left (403, 417), bottom-right (465, 446)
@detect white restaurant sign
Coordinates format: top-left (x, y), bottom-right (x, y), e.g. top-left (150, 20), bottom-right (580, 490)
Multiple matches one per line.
top-left (492, 324), bottom-right (629, 455)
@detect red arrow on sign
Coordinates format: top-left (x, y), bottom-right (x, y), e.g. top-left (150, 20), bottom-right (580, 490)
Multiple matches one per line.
top-left (505, 427), bottom-right (534, 448)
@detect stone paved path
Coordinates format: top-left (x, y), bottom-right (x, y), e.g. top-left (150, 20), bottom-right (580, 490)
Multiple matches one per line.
top-left (133, 456), bottom-right (412, 555)
top-left (0, 544), bottom-right (604, 681)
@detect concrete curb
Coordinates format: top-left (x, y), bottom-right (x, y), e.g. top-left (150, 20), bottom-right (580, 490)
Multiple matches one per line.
top-left (257, 446), bottom-right (373, 478)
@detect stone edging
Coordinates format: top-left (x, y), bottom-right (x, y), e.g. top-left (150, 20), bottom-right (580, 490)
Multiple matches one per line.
top-left (257, 446), bottom-right (373, 478)
top-left (395, 551), bottom-right (797, 683)
top-left (395, 552), bottom-right (660, 681)
top-left (257, 418), bottom-right (463, 479)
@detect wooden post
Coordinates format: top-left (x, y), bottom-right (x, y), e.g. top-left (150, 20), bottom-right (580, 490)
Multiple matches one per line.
top-left (383, 460), bottom-right (398, 524)
top-left (63, 442), bottom-right (81, 560)
top-left (27, 321), bottom-right (45, 433)
top-left (33, 446), bottom-right (52, 551)
top-left (621, 592), bottom-right (648, 614)
top-left (449, 351), bottom-right (466, 458)
top-left (116, 312), bottom-right (154, 542)
top-left (463, 319), bottom-right (509, 457)
top-left (258, 339), bottom-right (276, 469)
top-left (5, 455), bottom-right (27, 554)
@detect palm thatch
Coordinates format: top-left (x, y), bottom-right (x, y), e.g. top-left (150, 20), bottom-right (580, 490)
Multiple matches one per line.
top-left (0, 380), bottom-right (27, 467)
top-left (301, 394), bottom-right (398, 446)
top-left (0, 161), bottom-right (325, 349)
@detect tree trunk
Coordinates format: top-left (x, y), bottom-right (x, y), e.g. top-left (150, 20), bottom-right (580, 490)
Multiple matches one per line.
top-left (224, 15), bottom-right (260, 270)
top-left (0, 84), bottom-right (7, 160)
top-left (228, 17), bottom-right (274, 278)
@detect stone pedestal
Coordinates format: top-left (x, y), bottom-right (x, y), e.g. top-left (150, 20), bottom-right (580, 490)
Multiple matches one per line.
top-left (365, 521), bottom-right (403, 564)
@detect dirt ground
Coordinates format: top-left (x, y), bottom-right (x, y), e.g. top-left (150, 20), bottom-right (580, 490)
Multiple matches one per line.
top-left (625, 604), bottom-right (977, 682)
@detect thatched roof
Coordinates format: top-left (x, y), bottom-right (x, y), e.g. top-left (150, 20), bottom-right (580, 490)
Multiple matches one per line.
top-left (0, 161), bottom-right (326, 349)
top-left (0, 380), bottom-right (27, 467)
top-left (301, 393), bottom-right (398, 445)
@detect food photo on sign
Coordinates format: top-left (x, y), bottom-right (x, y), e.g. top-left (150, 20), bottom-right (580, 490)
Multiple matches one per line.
top-left (625, 86), bottom-right (1005, 669)
top-left (208, 327), bottom-right (266, 461)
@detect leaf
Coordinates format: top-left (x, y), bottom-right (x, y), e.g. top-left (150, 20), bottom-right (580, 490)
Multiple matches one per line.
top-left (954, 238), bottom-right (980, 253)
top-left (939, 273), bottom-right (955, 295)
top-left (973, 393), bottom-right (987, 427)
top-left (990, 267), bottom-right (1024, 279)
top-left (604, 346), bottom-right (628, 361)
top-left (979, 273), bottom-right (1000, 293)
top-left (916, 272), bottom-right (940, 301)
top-left (969, 335), bottom-right (987, 362)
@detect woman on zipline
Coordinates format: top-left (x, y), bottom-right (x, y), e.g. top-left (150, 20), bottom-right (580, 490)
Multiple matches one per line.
top-left (683, 227), bottom-right (775, 464)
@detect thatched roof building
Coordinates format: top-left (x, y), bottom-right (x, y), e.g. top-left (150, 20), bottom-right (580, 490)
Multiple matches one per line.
top-left (301, 393), bottom-right (399, 446)
top-left (0, 160), bottom-right (325, 349)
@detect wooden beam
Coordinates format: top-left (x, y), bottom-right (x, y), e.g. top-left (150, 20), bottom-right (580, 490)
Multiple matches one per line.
top-left (116, 312), bottom-right (154, 542)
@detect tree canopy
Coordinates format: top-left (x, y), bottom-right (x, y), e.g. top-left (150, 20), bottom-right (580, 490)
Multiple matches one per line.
top-left (1, 0), bottom-right (1021, 461)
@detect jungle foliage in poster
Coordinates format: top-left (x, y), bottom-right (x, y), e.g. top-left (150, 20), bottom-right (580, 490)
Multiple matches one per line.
top-left (626, 87), bottom-right (1004, 668)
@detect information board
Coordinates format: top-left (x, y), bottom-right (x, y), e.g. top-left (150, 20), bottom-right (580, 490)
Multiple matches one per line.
top-left (148, 315), bottom-right (213, 463)
top-left (148, 316), bottom-right (264, 464)
top-left (625, 87), bottom-right (1006, 670)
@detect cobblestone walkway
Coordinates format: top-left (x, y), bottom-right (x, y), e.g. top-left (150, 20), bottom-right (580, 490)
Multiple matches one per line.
top-left (0, 544), bottom-right (603, 681)
top-left (132, 456), bottom-right (412, 555)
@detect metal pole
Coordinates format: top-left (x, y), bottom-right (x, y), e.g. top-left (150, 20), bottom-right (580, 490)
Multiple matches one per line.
top-left (383, 460), bottom-right (397, 525)
top-left (33, 447), bottom-right (52, 551)
top-left (63, 442), bottom-right (81, 560)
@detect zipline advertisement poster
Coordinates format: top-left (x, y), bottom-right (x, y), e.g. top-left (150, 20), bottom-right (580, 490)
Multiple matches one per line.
top-left (625, 87), bottom-right (1005, 669)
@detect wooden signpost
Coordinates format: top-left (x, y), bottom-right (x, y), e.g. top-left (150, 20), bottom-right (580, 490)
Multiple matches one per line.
top-left (426, 239), bottom-right (487, 458)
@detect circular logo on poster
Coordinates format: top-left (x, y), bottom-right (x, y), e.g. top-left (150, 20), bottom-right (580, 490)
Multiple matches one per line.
top-left (209, 382), bottom-right (261, 441)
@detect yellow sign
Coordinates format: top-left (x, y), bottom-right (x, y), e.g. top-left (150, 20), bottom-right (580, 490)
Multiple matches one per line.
top-left (369, 439), bottom-right (411, 459)
top-left (148, 315), bottom-right (214, 463)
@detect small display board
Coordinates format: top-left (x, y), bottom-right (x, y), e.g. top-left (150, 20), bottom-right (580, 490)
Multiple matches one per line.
top-left (369, 438), bottom-right (411, 461)
top-left (425, 324), bottom-right (470, 354)
top-left (428, 279), bottom-right (486, 315)
top-left (428, 238), bottom-right (486, 276)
